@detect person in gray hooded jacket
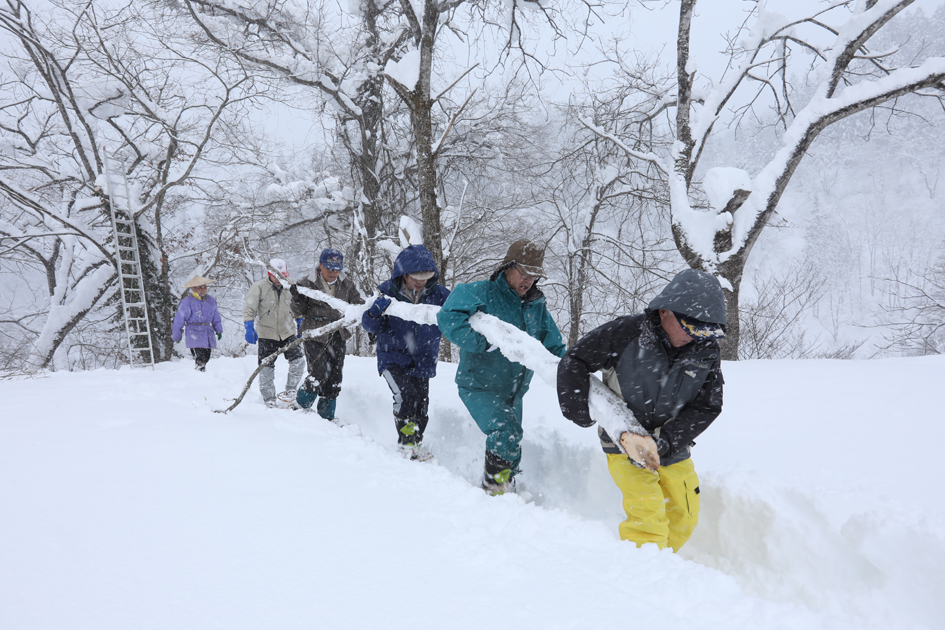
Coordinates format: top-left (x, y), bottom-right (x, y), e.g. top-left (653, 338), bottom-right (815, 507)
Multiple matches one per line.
top-left (556, 268), bottom-right (726, 552)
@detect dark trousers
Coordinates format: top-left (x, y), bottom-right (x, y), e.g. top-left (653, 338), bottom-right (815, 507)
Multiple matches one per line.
top-left (191, 347), bottom-right (211, 366)
top-left (300, 333), bottom-right (346, 400)
top-left (382, 366), bottom-right (430, 444)
top-left (257, 337), bottom-right (304, 365)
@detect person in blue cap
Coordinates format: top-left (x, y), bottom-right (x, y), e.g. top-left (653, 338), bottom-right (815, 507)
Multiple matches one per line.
top-left (361, 244), bottom-right (450, 461)
top-left (290, 248), bottom-right (364, 420)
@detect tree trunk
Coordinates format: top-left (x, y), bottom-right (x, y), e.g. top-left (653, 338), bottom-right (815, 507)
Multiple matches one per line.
top-left (414, 5), bottom-right (443, 272)
top-left (568, 214), bottom-right (598, 347)
top-left (568, 257), bottom-right (585, 347)
top-left (348, 2), bottom-right (387, 296)
top-left (718, 283), bottom-right (740, 361)
top-left (349, 76), bottom-right (385, 297)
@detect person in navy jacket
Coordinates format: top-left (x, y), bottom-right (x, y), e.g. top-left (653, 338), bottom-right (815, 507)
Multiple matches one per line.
top-left (362, 245), bottom-right (450, 460)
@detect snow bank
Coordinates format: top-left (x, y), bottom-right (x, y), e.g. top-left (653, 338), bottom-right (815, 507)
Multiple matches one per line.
top-left (1, 353), bottom-right (942, 629)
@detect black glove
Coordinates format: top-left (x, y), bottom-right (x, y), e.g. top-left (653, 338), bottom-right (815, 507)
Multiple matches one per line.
top-left (571, 415), bottom-right (596, 428)
top-left (656, 437), bottom-right (671, 458)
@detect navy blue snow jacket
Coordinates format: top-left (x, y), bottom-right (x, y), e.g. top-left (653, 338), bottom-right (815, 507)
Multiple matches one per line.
top-left (361, 245), bottom-right (451, 378)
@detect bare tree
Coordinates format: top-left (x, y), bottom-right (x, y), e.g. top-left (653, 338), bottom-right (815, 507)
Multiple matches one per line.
top-left (371, 0), bottom-right (575, 280)
top-left (537, 69), bottom-right (679, 345)
top-left (738, 262), bottom-right (829, 360)
top-left (873, 253), bottom-right (945, 355)
top-left (583, 0), bottom-right (945, 359)
top-left (180, 0), bottom-right (409, 295)
top-left (0, 0), bottom-right (259, 369)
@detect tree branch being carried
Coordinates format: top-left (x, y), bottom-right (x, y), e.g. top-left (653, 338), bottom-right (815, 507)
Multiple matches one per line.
top-left (218, 258), bottom-right (646, 445)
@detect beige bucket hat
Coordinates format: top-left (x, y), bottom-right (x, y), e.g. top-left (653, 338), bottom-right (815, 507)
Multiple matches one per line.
top-left (183, 275), bottom-right (214, 288)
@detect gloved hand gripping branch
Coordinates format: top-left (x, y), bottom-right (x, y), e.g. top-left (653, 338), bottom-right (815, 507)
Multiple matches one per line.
top-left (367, 296), bottom-right (391, 319)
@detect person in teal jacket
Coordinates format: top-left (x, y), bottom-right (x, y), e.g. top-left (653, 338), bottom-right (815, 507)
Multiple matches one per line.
top-left (437, 239), bottom-right (566, 495)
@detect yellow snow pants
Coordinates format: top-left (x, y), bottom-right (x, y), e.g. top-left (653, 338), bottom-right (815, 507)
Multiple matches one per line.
top-left (606, 454), bottom-right (700, 552)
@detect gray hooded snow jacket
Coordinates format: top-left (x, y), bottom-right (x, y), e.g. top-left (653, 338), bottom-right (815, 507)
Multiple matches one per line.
top-left (556, 269), bottom-right (726, 466)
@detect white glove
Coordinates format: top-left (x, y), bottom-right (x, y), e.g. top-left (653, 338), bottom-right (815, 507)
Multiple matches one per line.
top-left (619, 432), bottom-right (660, 471)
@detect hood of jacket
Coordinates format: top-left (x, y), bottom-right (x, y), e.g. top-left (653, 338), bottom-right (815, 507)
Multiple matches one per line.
top-left (647, 268), bottom-right (727, 325)
top-left (390, 245), bottom-right (439, 284)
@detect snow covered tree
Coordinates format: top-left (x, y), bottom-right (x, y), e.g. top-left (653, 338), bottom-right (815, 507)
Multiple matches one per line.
top-left (180, 0), bottom-right (408, 295)
top-left (586, 0), bottom-right (945, 359)
top-left (0, 0), bottom-right (259, 369)
top-left (181, 0), bottom-right (571, 289)
top-left (541, 66), bottom-right (679, 345)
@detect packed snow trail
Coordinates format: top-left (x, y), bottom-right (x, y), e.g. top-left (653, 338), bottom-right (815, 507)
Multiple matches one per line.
top-left (248, 281), bottom-right (647, 440)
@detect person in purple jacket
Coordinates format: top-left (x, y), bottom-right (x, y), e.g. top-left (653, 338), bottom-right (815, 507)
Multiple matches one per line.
top-left (361, 245), bottom-right (450, 461)
top-left (172, 275), bottom-right (224, 371)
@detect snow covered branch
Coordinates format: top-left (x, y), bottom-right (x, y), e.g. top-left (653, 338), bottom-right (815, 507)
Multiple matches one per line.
top-left (580, 0), bottom-right (945, 359)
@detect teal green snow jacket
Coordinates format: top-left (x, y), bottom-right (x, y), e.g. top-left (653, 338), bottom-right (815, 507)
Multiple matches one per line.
top-left (437, 274), bottom-right (566, 397)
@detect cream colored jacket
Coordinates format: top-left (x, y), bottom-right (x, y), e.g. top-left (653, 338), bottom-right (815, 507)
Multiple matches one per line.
top-left (242, 277), bottom-right (297, 341)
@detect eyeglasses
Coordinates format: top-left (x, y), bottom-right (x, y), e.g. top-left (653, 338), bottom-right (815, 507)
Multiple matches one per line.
top-left (513, 265), bottom-right (537, 282)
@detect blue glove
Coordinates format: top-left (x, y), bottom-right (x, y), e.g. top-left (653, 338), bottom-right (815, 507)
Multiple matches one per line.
top-left (296, 318), bottom-right (303, 338)
top-left (244, 321), bottom-right (257, 344)
top-left (216, 332), bottom-right (223, 341)
top-left (367, 296), bottom-right (391, 319)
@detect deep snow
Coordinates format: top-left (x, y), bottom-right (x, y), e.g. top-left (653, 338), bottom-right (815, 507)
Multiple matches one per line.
top-left (1, 353), bottom-right (942, 629)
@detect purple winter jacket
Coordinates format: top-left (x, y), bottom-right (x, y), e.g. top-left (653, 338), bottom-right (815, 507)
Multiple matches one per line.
top-left (172, 292), bottom-right (223, 348)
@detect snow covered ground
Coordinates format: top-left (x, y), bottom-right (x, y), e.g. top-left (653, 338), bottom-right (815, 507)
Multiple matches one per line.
top-left (2, 353), bottom-right (942, 629)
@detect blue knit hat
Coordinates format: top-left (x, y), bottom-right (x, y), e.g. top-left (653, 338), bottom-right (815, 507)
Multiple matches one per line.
top-left (319, 248), bottom-right (344, 271)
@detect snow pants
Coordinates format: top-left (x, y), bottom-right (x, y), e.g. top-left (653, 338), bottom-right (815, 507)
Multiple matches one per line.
top-left (606, 454), bottom-right (700, 552)
top-left (296, 334), bottom-right (346, 416)
top-left (257, 337), bottom-right (305, 403)
top-left (190, 347), bottom-right (211, 368)
top-left (382, 366), bottom-right (430, 445)
top-left (458, 386), bottom-right (525, 476)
